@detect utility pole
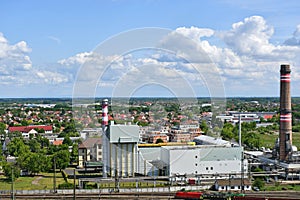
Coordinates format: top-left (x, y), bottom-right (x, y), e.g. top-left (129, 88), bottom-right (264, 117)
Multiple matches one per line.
top-left (11, 167), bottom-right (15, 200)
top-left (241, 151), bottom-right (244, 193)
top-left (73, 169), bottom-right (76, 200)
top-left (53, 157), bottom-right (56, 193)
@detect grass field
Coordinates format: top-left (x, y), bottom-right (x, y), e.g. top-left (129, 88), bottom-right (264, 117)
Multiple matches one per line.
top-left (258, 132), bottom-right (300, 149)
top-left (0, 172), bottom-right (65, 190)
top-left (265, 182), bottom-right (300, 191)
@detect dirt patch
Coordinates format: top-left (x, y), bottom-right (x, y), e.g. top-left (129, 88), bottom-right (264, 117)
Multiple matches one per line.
top-left (32, 176), bottom-right (43, 185)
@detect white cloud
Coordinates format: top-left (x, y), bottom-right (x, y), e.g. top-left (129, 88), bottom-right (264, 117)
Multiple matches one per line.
top-left (293, 25), bottom-right (300, 37)
top-left (175, 26), bottom-right (214, 41)
top-left (0, 32), bottom-right (32, 74)
top-left (218, 16), bottom-right (275, 56)
top-left (35, 70), bottom-right (69, 84)
top-left (284, 24), bottom-right (300, 46)
top-left (67, 17), bottom-right (299, 97)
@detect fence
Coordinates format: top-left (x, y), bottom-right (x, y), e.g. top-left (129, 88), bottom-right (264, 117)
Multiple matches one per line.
top-left (0, 185), bottom-right (210, 195)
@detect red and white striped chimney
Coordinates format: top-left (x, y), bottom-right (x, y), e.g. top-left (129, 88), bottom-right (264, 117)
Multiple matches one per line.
top-left (102, 99), bottom-right (109, 127)
top-left (102, 98), bottom-right (109, 178)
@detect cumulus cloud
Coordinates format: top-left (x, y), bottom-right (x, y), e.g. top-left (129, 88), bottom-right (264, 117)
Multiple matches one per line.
top-left (0, 32), bottom-right (38, 93)
top-left (218, 16), bottom-right (275, 56)
top-left (284, 24), bottom-right (300, 46)
top-left (66, 17), bottom-right (300, 97)
top-left (0, 32), bottom-right (72, 90)
top-left (0, 32), bottom-right (32, 73)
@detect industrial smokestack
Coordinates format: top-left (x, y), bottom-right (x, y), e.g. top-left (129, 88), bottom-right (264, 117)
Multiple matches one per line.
top-left (102, 99), bottom-right (109, 178)
top-left (279, 64), bottom-right (292, 161)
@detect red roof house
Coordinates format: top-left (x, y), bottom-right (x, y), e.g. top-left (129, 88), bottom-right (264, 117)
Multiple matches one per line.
top-left (8, 125), bottom-right (53, 133)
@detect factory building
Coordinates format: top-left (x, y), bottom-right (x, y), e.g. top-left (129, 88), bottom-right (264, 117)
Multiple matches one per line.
top-left (138, 145), bottom-right (247, 178)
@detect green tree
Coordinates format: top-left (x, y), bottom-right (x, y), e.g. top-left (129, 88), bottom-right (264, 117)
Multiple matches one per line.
top-left (2, 162), bottom-right (20, 181)
top-left (221, 123), bottom-right (234, 140)
top-left (53, 150), bottom-right (70, 171)
top-left (155, 138), bottom-right (164, 144)
top-left (8, 131), bottom-right (22, 140)
top-left (243, 132), bottom-right (261, 149)
top-left (27, 153), bottom-right (46, 175)
top-left (252, 178), bottom-right (265, 190)
top-left (21, 120), bottom-right (29, 126)
top-left (70, 143), bottom-right (78, 164)
top-left (28, 139), bottom-right (41, 153)
top-left (7, 137), bottom-right (30, 157)
top-left (36, 134), bottom-right (50, 148)
top-left (200, 120), bottom-right (209, 134)
top-left (58, 123), bottom-right (79, 137)
top-left (63, 136), bottom-right (73, 146)
top-left (0, 122), bottom-right (6, 139)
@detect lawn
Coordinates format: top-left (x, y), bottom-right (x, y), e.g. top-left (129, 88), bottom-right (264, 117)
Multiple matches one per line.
top-left (0, 172), bottom-right (65, 191)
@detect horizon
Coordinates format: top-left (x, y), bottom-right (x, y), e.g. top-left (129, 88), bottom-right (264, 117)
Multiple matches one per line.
top-left (1, 96), bottom-right (300, 100)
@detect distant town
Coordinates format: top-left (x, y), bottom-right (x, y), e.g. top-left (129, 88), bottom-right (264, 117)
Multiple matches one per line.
top-left (1, 95), bottom-right (300, 199)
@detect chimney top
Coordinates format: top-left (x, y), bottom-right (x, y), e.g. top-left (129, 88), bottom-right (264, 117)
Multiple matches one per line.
top-left (280, 64), bottom-right (291, 74)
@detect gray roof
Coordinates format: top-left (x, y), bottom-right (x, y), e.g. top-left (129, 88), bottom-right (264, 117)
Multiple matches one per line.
top-left (79, 137), bottom-right (101, 149)
top-left (199, 147), bottom-right (242, 161)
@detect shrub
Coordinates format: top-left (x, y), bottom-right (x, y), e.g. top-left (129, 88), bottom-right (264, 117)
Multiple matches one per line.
top-left (58, 182), bottom-right (74, 189)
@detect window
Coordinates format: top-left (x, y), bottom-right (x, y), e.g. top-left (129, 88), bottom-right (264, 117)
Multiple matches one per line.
top-left (195, 155), bottom-right (198, 158)
top-left (195, 171), bottom-right (198, 174)
top-left (206, 167), bottom-right (208, 170)
top-left (231, 186), bottom-right (235, 189)
top-left (211, 167), bottom-right (213, 170)
top-left (195, 163), bottom-right (198, 166)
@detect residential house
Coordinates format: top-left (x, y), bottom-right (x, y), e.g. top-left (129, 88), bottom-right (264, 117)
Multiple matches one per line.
top-left (8, 125), bottom-right (53, 139)
top-left (214, 179), bottom-right (251, 192)
top-left (78, 137), bottom-right (102, 168)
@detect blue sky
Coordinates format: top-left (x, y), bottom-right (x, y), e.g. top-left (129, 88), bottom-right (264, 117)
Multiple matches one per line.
top-left (1, 0), bottom-right (300, 98)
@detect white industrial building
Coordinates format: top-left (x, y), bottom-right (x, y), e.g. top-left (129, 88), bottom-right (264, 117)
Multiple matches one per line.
top-left (137, 145), bottom-right (247, 178)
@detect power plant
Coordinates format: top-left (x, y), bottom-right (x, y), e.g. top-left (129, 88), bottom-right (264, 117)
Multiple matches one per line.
top-left (98, 64), bottom-right (300, 182)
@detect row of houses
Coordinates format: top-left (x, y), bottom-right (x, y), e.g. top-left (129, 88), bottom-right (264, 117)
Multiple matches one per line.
top-left (140, 124), bottom-right (202, 144)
